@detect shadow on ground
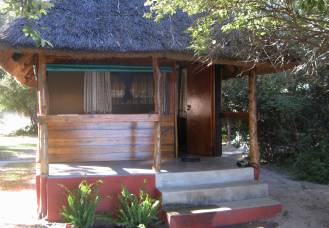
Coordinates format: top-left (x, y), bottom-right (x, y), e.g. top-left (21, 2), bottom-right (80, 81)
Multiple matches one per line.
top-left (0, 162), bottom-right (36, 190)
top-left (0, 142), bottom-right (36, 160)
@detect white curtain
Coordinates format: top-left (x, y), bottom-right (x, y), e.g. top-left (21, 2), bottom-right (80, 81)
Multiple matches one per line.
top-left (84, 72), bottom-right (112, 114)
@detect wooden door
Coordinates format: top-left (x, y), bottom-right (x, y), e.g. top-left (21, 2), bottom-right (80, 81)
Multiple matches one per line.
top-left (186, 64), bottom-right (214, 156)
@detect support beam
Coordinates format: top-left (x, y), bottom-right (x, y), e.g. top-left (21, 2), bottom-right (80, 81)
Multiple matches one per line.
top-left (37, 53), bottom-right (49, 218)
top-left (221, 112), bottom-right (249, 120)
top-left (172, 61), bottom-right (179, 158)
top-left (248, 69), bottom-right (260, 180)
top-left (152, 57), bottom-right (162, 172)
top-left (38, 53), bottom-right (49, 175)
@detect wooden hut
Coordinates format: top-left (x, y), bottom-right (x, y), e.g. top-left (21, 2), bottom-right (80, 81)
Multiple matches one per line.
top-left (0, 0), bottom-right (283, 226)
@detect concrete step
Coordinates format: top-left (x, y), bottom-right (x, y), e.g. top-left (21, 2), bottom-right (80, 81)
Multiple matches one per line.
top-left (166, 197), bottom-right (282, 228)
top-left (159, 181), bottom-right (268, 206)
top-left (156, 168), bottom-right (254, 189)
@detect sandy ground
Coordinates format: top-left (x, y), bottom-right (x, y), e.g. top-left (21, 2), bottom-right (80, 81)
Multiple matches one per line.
top-left (228, 166), bottom-right (329, 228)
top-left (260, 166), bottom-right (329, 228)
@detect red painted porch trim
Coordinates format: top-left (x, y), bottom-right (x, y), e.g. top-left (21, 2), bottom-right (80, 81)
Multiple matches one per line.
top-left (251, 164), bottom-right (260, 180)
top-left (167, 204), bottom-right (282, 228)
top-left (38, 175), bottom-right (48, 218)
top-left (46, 174), bottom-right (157, 222)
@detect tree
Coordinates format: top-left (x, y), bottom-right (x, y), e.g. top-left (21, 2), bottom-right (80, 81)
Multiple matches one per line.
top-left (221, 68), bottom-right (329, 183)
top-left (0, 1), bottom-right (41, 134)
top-left (0, 70), bottom-right (37, 133)
top-left (145, 0), bottom-right (329, 73)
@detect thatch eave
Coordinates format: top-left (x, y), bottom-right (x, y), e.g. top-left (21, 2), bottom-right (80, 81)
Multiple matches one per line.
top-left (0, 43), bottom-right (294, 88)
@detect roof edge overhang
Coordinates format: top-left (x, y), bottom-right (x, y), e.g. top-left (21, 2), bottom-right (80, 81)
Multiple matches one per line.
top-left (0, 45), bottom-right (295, 87)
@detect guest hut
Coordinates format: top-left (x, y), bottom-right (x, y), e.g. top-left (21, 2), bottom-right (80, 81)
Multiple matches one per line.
top-left (0, 0), bottom-right (284, 227)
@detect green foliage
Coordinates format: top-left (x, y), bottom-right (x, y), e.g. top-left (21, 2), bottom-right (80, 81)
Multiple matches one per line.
top-left (3, 0), bottom-right (52, 20)
top-left (145, 0), bottom-right (329, 72)
top-left (61, 180), bottom-right (103, 228)
top-left (102, 185), bottom-right (161, 228)
top-left (292, 140), bottom-right (329, 184)
top-left (13, 125), bottom-right (37, 136)
top-left (222, 68), bottom-right (329, 184)
top-left (0, 71), bottom-right (37, 132)
top-left (1, 0), bottom-right (53, 47)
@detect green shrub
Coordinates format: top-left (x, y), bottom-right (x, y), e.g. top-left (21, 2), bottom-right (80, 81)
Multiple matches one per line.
top-left (223, 69), bottom-right (329, 184)
top-left (61, 180), bottom-right (102, 228)
top-left (292, 147), bottom-right (329, 184)
top-left (12, 124), bottom-right (37, 136)
top-left (101, 185), bottom-right (161, 228)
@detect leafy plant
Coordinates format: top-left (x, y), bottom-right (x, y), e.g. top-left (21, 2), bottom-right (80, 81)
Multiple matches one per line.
top-left (13, 125), bottom-right (37, 136)
top-left (291, 137), bottom-right (329, 184)
top-left (101, 185), bottom-right (161, 228)
top-left (146, 0), bottom-right (329, 73)
top-left (222, 68), bottom-right (329, 184)
top-left (61, 180), bottom-right (103, 228)
top-left (0, 71), bottom-right (37, 131)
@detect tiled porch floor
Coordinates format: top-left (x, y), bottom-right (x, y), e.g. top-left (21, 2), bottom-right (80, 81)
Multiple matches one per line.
top-left (46, 146), bottom-right (246, 177)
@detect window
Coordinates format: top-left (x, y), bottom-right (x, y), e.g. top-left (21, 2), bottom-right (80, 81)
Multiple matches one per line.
top-left (84, 71), bottom-right (155, 114)
top-left (47, 64), bottom-right (172, 115)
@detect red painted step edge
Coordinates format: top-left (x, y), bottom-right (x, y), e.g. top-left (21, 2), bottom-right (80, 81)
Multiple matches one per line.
top-left (167, 203), bottom-right (282, 228)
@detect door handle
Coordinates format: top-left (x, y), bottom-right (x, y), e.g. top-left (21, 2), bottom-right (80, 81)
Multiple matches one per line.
top-left (187, 104), bottom-right (191, 111)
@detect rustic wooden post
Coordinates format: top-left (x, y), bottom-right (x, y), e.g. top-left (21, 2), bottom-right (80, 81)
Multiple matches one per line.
top-left (172, 61), bottom-right (179, 158)
top-left (37, 53), bottom-right (49, 217)
top-left (227, 119), bottom-right (231, 146)
top-left (248, 69), bottom-right (260, 180)
top-left (152, 57), bottom-right (162, 172)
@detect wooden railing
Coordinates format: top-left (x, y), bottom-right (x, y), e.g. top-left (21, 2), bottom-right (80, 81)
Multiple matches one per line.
top-left (38, 114), bottom-right (161, 123)
top-left (37, 114), bottom-right (175, 163)
top-left (221, 112), bottom-right (248, 120)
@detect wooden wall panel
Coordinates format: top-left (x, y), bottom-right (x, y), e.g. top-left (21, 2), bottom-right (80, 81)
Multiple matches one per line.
top-left (46, 115), bottom-right (174, 162)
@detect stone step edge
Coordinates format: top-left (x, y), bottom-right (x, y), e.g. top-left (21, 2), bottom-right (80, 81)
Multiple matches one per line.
top-left (156, 167), bottom-right (253, 177)
top-left (165, 198), bottom-right (282, 228)
top-left (156, 168), bottom-right (255, 189)
top-left (158, 180), bottom-right (267, 193)
top-left (165, 197), bottom-right (280, 214)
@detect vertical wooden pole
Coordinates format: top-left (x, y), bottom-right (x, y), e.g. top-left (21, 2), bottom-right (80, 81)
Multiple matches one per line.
top-left (227, 120), bottom-right (231, 146)
top-left (37, 53), bottom-right (48, 217)
top-left (248, 69), bottom-right (260, 180)
top-left (172, 61), bottom-right (179, 158)
top-left (153, 57), bottom-right (162, 172)
top-left (38, 53), bottom-right (49, 175)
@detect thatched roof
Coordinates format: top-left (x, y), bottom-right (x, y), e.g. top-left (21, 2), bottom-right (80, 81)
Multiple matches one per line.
top-left (0, 0), bottom-right (291, 87)
top-left (0, 0), bottom-right (193, 53)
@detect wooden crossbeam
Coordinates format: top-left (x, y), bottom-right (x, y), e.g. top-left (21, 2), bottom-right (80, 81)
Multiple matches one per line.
top-left (221, 112), bottom-right (249, 120)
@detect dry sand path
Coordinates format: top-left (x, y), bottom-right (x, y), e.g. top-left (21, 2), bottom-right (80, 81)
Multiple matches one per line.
top-left (262, 166), bottom-right (329, 228)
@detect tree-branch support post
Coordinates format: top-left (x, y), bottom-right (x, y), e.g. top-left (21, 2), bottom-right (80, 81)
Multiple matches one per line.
top-left (152, 57), bottom-right (162, 172)
top-left (37, 53), bottom-right (49, 217)
top-left (248, 69), bottom-right (260, 180)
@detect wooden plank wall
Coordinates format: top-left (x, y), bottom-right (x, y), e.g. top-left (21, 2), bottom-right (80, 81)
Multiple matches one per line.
top-left (45, 115), bottom-right (175, 162)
